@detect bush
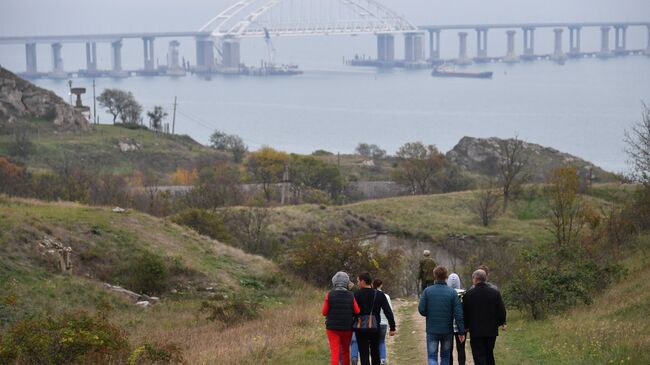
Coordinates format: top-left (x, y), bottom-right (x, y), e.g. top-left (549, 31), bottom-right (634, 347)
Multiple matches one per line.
top-left (171, 209), bottom-right (231, 242)
top-left (0, 311), bottom-right (130, 364)
top-left (199, 292), bottom-right (260, 325)
top-left (128, 342), bottom-right (186, 365)
top-left (281, 232), bottom-right (404, 291)
top-left (124, 251), bottom-right (168, 295)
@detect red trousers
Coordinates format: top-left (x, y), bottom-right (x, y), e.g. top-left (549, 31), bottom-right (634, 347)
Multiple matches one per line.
top-left (326, 329), bottom-right (353, 365)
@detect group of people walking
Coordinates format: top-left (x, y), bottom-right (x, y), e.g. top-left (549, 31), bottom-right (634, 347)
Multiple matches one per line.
top-left (322, 271), bottom-right (395, 365)
top-left (322, 250), bottom-right (506, 365)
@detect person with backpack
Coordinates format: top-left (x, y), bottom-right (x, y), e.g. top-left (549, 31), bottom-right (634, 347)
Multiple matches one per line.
top-left (353, 272), bottom-right (396, 365)
top-left (323, 271), bottom-right (361, 365)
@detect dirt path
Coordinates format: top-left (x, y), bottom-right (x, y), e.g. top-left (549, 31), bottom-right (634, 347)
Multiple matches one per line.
top-left (388, 298), bottom-right (473, 365)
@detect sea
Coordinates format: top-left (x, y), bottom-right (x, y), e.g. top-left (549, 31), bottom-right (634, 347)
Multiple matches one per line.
top-left (1, 30), bottom-right (649, 174)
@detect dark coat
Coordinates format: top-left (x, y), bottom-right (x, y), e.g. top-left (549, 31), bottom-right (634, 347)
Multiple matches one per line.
top-left (462, 282), bottom-right (506, 338)
top-left (354, 288), bottom-right (396, 331)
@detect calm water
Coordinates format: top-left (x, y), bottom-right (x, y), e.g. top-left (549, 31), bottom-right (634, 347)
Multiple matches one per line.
top-left (2, 36), bottom-right (648, 173)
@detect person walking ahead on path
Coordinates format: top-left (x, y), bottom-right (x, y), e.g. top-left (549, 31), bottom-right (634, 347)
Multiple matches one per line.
top-left (419, 250), bottom-right (437, 293)
top-left (354, 272), bottom-right (396, 365)
top-left (372, 279), bottom-right (393, 365)
top-left (323, 271), bottom-right (361, 365)
top-left (447, 273), bottom-right (467, 365)
top-left (463, 270), bottom-right (507, 365)
top-left (419, 266), bottom-right (465, 365)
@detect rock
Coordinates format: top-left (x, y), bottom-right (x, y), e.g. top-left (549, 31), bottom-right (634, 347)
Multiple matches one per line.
top-left (38, 236), bottom-right (72, 272)
top-left (361, 159), bottom-right (375, 167)
top-left (135, 301), bottom-right (151, 308)
top-left (117, 141), bottom-right (142, 152)
top-left (446, 136), bottom-right (615, 182)
top-left (0, 67), bottom-right (89, 130)
top-left (112, 207), bottom-right (126, 213)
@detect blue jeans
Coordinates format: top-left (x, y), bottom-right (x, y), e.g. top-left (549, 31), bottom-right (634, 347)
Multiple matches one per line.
top-left (350, 332), bottom-right (358, 362)
top-left (378, 325), bottom-right (388, 361)
top-left (426, 333), bottom-right (453, 365)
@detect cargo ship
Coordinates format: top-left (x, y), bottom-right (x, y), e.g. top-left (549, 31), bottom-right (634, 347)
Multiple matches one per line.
top-left (431, 65), bottom-right (493, 79)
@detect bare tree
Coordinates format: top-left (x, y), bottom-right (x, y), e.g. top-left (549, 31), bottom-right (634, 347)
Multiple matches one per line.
top-left (469, 188), bottom-right (502, 227)
top-left (499, 136), bottom-right (529, 212)
top-left (545, 167), bottom-right (585, 249)
top-left (625, 103), bottom-right (650, 185)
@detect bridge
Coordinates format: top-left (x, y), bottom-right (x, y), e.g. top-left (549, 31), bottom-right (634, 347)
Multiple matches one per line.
top-left (0, 0), bottom-right (648, 78)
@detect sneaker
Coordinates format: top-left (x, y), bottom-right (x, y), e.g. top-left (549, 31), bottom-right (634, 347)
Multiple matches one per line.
top-left (351, 359), bottom-right (358, 365)
top-left (380, 360), bottom-right (387, 365)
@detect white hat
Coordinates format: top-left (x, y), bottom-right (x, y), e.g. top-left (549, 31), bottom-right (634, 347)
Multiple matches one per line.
top-left (423, 250), bottom-right (431, 256)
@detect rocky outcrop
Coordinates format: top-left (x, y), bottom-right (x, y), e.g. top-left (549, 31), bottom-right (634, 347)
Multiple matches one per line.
top-left (447, 136), bottom-right (615, 182)
top-left (0, 67), bottom-right (88, 130)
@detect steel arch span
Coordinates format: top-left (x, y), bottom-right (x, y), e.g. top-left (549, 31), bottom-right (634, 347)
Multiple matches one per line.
top-left (199, 0), bottom-right (418, 38)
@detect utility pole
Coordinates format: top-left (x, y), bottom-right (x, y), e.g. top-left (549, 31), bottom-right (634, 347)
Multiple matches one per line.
top-left (281, 164), bottom-right (289, 205)
top-left (92, 79), bottom-right (97, 124)
top-left (68, 80), bottom-right (72, 105)
top-left (172, 96), bottom-right (177, 134)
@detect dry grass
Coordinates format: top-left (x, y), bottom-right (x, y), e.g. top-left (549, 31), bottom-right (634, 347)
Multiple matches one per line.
top-left (120, 287), bottom-right (328, 365)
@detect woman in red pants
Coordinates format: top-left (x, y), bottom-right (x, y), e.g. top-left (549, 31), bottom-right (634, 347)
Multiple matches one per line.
top-left (322, 271), bottom-right (360, 365)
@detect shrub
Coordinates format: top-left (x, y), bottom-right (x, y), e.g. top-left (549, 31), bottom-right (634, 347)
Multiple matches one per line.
top-left (128, 342), bottom-right (186, 365)
top-left (199, 292), bottom-right (260, 325)
top-left (171, 209), bottom-right (231, 242)
top-left (124, 251), bottom-right (168, 295)
top-left (281, 232), bottom-right (404, 291)
top-left (0, 311), bottom-right (130, 364)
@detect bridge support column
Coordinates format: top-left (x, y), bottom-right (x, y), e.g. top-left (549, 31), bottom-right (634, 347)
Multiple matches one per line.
top-left (428, 30), bottom-right (441, 63)
top-left (646, 25), bottom-right (650, 55)
top-left (25, 43), bottom-right (37, 75)
top-left (142, 37), bottom-right (156, 73)
top-left (568, 26), bottom-right (581, 57)
top-left (110, 40), bottom-right (127, 77)
top-left (222, 37), bottom-right (240, 70)
top-left (614, 25), bottom-right (627, 55)
top-left (504, 30), bottom-right (517, 63)
top-left (599, 26), bottom-right (612, 58)
top-left (521, 27), bottom-right (535, 60)
top-left (377, 34), bottom-right (395, 62)
top-left (457, 32), bottom-right (471, 65)
top-left (166, 40), bottom-right (185, 76)
top-left (552, 28), bottom-right (566, 62)
top-left (404, 32), bottom-right (424, 63)
top-left (195, 36), bottom-right (215, 73)
top-left (50, 43), bottom-right (66, 78)
top-left (475, 28), bottom-right (488, 62)
top-left (85, 42), bottom-right (98, 73)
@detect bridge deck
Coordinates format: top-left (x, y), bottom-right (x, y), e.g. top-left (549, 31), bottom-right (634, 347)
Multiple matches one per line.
top-left (0, 21), bottom-right (648, 45)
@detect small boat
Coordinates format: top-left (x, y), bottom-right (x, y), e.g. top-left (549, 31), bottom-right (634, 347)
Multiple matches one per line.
top-left (432, 65), bottom-right (493, 79)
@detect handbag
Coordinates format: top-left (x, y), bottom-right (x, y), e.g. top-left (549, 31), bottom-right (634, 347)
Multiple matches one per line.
top-left (353, 290), bottom-right (378, 332)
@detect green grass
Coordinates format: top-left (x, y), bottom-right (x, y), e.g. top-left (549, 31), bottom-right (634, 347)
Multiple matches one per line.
top-left (392, 301), bottom-right (424, 364)
top-left (495, 234), bottom-right (650, 365)
top-left (0, 196), bottom-right (314, 364)
top-left (0, 123), bottom-right (226, 180)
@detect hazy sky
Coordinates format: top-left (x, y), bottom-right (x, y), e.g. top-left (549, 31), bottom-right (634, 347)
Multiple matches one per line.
top-left (1, 0), bottom-right (649, 35)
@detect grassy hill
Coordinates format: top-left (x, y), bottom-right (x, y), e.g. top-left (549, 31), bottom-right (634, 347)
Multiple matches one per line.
top-left (0, 195), bottom-right (328, 364)
top-left (495, 233), bottom-right (650, 365)
top-left (0, 123), bottom-right (227, 180)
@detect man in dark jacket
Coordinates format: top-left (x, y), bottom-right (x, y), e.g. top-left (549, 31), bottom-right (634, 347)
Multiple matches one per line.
top-left (418, 266), bottom-right (465, 365)
top-left (354, 272), bottom-right (396, 365)
top-left (462, 269), bottom-right (507, 365)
